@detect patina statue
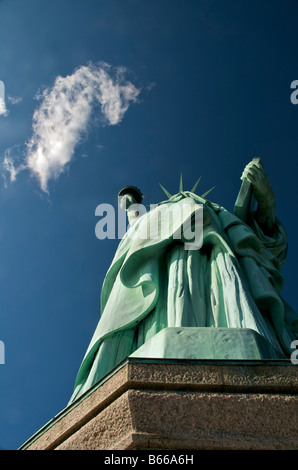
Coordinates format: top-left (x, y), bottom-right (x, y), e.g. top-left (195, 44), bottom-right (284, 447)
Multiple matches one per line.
top-left (68, 158), bottom-right (298, 404)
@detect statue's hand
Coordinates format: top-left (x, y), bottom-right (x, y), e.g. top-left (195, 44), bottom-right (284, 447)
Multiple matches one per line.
top-left (241, 160), bottom-right (275, 208)
top-left (241, 159), bottom-right (276, 234)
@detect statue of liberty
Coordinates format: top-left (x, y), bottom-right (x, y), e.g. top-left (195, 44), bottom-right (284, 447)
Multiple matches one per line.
top-left (68, 158), bottom-right (298, 404)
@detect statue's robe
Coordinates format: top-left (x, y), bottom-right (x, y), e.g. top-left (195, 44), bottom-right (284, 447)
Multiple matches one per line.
top-left (69, 192), bottom-right (298, 403)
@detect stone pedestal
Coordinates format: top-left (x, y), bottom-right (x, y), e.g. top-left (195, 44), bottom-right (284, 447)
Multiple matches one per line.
top-left (20, 358), bottom-right (298, 450)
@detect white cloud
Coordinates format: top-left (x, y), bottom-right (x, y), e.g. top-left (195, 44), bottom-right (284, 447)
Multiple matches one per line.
top-left (2, 62), bottom-right (140, 192)
top-left (1, 146), bottom-right (25, 187)
top-left (2, 151), bottom-right (18, 182)
top-left (7, 95), bottom-right (22, 105)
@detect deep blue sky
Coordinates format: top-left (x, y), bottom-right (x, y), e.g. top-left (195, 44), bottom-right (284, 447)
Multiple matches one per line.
top-left (0, 0), bottom-right (297, 450)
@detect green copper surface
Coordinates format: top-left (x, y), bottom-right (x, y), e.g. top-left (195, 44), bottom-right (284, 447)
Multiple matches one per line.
top-left (68, 160), bottom-right (298, 404)
top-left (130, 327), bottom-right (285, 360)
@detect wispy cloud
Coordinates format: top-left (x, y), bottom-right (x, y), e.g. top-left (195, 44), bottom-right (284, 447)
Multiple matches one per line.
top-left (2, 62), bottom-right (140, 192)
top-left (1, 146), bottom-right (26, 187)
top-left (7, 95), bottom-right (22, 105)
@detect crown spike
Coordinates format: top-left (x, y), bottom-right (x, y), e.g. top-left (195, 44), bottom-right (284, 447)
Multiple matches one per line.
top-left (159, 183), bottom-right (172, 199)
top-left (191, 176), bottom-right (201, 193)
top-left (179, 173), bottom-right (183, 192)
top-left (200, 186), bottom-right (215, 198)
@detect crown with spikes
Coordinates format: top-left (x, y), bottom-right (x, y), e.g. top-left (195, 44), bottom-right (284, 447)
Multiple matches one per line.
top-left (159, 174), bottom-right (215, 199)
